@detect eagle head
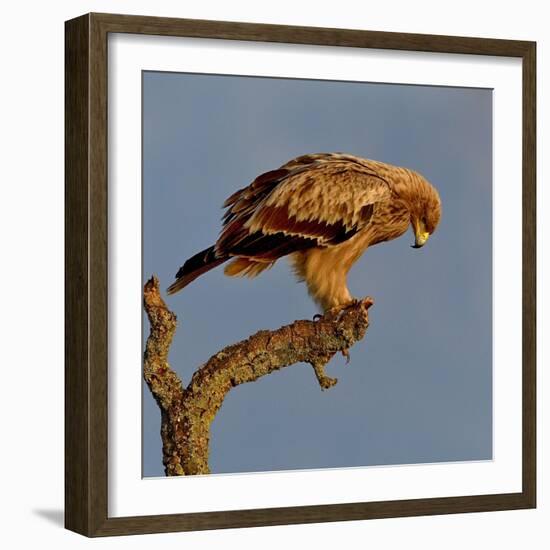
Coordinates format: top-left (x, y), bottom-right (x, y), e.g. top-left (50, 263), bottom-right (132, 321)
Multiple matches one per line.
top-left (409, 176), bottom-right (442, 249)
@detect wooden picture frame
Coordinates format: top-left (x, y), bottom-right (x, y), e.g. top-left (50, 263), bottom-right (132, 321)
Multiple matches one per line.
top-left (65, 12), bottom-right (536, 537)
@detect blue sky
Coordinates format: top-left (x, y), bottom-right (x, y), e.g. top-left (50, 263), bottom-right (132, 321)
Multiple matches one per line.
top-left (142, 71), bottom-right (492, 476)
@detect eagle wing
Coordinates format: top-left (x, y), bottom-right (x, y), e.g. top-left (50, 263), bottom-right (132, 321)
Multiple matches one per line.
top-left (216, 153), bottom-right (392, 262)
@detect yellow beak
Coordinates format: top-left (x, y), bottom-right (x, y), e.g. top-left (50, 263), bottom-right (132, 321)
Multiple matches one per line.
top-left (412, 231), bottom-right (430, 249)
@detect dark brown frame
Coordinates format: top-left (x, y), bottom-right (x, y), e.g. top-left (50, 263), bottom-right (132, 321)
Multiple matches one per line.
top-left (65, 12), bottom-right (536, 537)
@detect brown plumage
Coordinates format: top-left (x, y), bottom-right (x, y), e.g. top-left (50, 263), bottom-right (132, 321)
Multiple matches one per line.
top-left (167, 153), bottom-right (442, 311)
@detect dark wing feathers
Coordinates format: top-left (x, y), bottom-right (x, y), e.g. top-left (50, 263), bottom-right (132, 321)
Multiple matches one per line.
top-left (215, 153), bottom-right (391, 261)
top-left (228, 231), bottom-right (315, 260)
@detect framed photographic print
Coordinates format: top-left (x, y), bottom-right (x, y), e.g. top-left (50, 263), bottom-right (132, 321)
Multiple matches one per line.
top-left (65, 12), bottom-right (536, 537)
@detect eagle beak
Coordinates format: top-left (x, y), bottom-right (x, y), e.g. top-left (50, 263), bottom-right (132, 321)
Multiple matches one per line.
top-left (411, 231), bottom-right (430, 249)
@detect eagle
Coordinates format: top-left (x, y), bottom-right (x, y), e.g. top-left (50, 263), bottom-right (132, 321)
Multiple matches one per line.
top-left (167, 153), bottom-right (441, 312)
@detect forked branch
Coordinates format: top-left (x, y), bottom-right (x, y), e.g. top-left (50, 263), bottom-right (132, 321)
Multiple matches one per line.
top-left (143, 275), bottom-right (372, 475)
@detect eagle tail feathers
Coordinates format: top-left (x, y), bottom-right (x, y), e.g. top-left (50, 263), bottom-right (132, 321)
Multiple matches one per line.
top-left (167, 246), bottom-right (226, 295)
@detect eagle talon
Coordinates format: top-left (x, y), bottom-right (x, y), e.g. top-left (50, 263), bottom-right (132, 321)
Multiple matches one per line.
top-left (341, 348), bottom-right (351, 363)
top-left (324, 300), bottom-right (359, 321)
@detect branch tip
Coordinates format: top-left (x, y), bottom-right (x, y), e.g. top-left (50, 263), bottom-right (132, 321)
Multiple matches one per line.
top-left (144, 274), bottom-right (159, 292)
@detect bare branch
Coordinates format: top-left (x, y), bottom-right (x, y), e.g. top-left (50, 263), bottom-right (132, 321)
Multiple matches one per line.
top-left (143, 275), bottom-right (372, 475)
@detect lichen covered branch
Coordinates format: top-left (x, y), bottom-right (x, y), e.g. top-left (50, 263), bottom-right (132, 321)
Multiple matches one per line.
top-left (143, 275), bottom-right (372, 476)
